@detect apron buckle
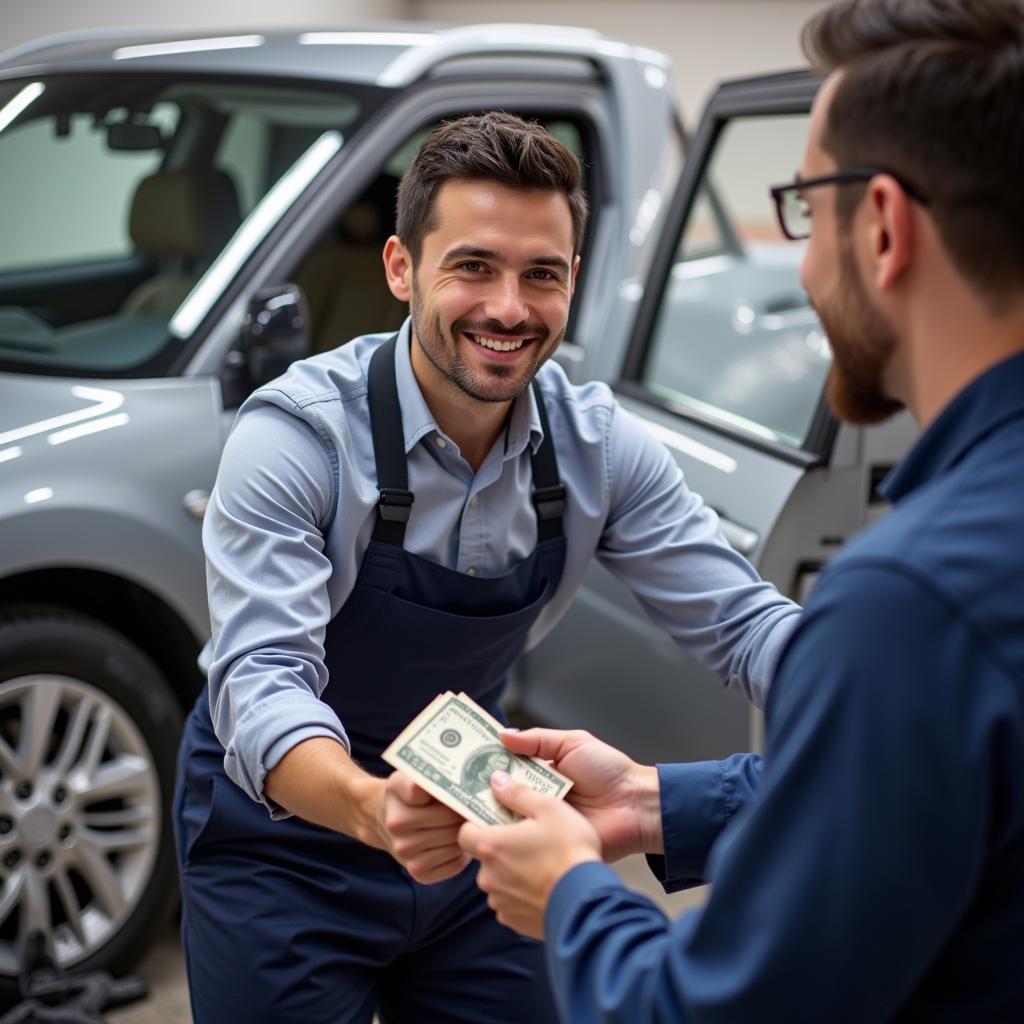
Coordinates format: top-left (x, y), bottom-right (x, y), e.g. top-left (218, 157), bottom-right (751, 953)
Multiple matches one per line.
top-left (532, 484), bottom-right (566, 520)
top-left (378, 488), bottom-right (415, 522)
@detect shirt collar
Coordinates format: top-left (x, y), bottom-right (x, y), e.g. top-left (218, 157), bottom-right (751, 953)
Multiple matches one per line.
top-left (393, 317), bottom-right (545, 457)
top-left (880, 349), bottom-right (1024, 502)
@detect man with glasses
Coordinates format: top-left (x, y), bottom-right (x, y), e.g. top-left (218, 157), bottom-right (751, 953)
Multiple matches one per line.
top-left (458, 1), bottom-right (1024, 1020)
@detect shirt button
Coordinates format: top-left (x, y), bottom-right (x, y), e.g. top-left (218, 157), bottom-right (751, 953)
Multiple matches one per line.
top-left (435, 437), bottom-right (447, 449)
top-left (466, 567), bottom-right (476, 576)
top-left (468, 495), bottom-right (478, 507)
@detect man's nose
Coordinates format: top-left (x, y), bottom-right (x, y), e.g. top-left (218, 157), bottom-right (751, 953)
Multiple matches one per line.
top-left (483, 275), bottom-right (530, 327)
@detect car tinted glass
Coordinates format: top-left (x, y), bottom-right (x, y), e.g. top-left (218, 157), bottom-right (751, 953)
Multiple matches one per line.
top-left (640, 113), bottom-right (830, 450)
top-left (0, 74), bottom-right (375, 376)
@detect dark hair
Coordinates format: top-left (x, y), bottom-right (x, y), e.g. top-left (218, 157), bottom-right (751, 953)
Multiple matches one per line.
top-left (395, 111), bottom-right (588, 265)
top-left (802, 0), bottom-right (1024, 306)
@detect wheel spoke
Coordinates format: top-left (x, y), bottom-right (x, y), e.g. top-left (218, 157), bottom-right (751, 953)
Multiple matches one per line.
top-left (80, 825), bottom-right (155, 853)
top-left (0, 872), bottom-right (25, 929)
top-left (70, 839), bottom-right (126, 919)
top-left (53, 696), bottom-right (93, 778)
top-left (0, 735), bottom-right (19, 780)
top-left (53, 868), bottom-right (86, 947)
top-left (78, 706), bottom-right (112, 781)
top-left (18, 685), bottom-right (63, 777)
top-left (19, 868), bottom-right (49, 941)
top-left (76, 754), bottom-right (153, 804)
top-left (81, 805), bottom-right (154, 829)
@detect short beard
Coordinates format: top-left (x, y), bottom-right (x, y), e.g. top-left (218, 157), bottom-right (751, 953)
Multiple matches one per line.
top-left (818, 234), bottom-right (904, 425)
top-left (409, 285), bottom-right (555, 404)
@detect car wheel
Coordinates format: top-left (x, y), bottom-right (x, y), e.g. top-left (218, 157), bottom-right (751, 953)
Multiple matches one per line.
top-left (0, 604), bottom-right (182, 998)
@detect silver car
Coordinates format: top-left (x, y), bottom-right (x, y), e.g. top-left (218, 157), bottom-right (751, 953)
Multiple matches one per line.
top-left (0, 29), bottom-right (912, 986)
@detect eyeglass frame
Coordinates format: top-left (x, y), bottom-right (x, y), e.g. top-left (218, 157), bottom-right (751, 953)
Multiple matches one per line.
top-left (769, 168), bottom-right (931, 241)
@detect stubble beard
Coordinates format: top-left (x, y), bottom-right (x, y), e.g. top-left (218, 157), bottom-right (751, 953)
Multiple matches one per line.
top-left (409, 284), bottom-right (558, 404)
top-left (817, 235), bottom-right (905, 425)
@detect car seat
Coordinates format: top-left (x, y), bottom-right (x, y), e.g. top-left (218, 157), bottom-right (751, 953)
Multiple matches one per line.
top-left (296, 190), bottom-right (407, 353)
top-left (120, 167), bottom-right (241, 316)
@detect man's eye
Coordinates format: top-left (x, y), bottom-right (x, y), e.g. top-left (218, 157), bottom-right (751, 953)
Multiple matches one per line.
top-left (459, 261), bottom-right (485, 273)
top-left (528, 269), bottom-right (557, 281)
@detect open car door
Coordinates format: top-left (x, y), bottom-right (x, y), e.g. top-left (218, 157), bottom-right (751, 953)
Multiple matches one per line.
top-left (518, 72), bottom-right (833, 762)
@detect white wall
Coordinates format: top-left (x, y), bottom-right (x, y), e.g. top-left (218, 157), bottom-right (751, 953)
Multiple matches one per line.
top-left (0, 0), bottom-right (407, 54)
top-left (409, 0), bottom-right (830, 123)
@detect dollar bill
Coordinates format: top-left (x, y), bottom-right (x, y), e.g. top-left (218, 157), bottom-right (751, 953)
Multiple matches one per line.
top-left (382, 691), bottom-right (572, 826)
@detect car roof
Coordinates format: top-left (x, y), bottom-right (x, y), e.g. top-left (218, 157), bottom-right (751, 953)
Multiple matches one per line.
top-left (0, 23), bottom-right (670, 89)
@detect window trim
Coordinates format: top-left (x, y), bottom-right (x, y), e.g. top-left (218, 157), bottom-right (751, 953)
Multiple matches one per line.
top-left (618, 71), bottom-right (832, 467)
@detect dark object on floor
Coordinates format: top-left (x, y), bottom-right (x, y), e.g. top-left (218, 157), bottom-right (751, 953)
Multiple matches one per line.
top-left (0, 933), bottom-right (148, 1024)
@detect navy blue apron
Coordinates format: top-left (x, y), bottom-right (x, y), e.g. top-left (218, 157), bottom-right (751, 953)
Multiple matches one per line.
top-left (175, 335), bottom-right (568, 1024)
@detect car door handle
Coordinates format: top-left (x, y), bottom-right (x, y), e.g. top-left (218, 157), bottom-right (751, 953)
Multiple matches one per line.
top-left (183, 489), bottom-right (209, 520)
top-left (716, 514), bottom-right (759, 556)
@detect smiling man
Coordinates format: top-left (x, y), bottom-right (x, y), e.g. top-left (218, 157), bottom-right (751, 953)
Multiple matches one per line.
top-left (173, 112), bottom-right (799, 1023)
top-left (460, 3), bottom-right (1024, 1022)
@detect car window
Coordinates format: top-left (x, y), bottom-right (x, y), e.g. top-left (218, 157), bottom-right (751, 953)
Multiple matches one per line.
top-left (0, 74), bottom-right (379, 376)
top-left (0, 101), bottom-right (180, 272)
top-left (638, 113), bottom-right (830, 450)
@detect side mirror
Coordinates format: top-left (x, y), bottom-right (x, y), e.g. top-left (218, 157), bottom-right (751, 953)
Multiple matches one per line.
top-left (222, 284), bottom-right (312, 407)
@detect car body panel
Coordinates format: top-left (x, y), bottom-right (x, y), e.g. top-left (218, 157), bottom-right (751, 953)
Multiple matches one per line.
top-left (0, 372), bottom-right (222, 639)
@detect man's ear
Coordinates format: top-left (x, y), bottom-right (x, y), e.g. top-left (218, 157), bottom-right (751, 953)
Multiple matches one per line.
top-left (383, 235), bottom-right (413, 302)
top-left (867, 176), bottom-right (914, 293)
top-left (570, 254), bottom-right (581, 297)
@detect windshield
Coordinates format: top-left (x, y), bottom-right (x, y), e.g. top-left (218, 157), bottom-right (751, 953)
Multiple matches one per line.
top-left (0, 72), bottom-right (378, 376)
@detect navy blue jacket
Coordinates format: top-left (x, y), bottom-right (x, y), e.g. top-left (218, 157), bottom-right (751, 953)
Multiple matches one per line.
top-left (546, 352), bottom-right (1024, 1022)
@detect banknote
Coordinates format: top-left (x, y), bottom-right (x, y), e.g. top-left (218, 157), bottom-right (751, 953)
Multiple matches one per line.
top-left (382, 691), bottom-right (572, 826)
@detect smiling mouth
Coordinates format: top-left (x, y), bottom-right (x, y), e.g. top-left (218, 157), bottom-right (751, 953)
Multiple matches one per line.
top-left (464, 332), bottom-right (534, 353)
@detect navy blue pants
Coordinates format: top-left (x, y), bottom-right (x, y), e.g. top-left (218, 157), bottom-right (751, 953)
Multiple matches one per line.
top-left (175, 712), bottom-right (559, 1024)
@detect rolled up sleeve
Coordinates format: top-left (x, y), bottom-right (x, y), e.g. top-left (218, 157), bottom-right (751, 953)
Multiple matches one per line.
top-left (203, 399), bottom-right (350, 817)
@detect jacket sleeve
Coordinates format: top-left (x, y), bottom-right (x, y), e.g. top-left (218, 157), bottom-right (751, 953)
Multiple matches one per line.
top-left (646, 754), bottom-right (763, 891)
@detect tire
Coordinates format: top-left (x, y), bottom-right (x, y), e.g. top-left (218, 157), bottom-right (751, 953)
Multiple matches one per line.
top-left (0, 604), bottom-right (183, 1003)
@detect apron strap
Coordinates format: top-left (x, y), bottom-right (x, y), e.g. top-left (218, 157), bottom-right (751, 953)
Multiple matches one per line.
top-left (368, 334), bottom-right (413, 546)
top-left (529, 380), bottom-right (566, 542)
top-left (367, 334), bottom-right (566, 547)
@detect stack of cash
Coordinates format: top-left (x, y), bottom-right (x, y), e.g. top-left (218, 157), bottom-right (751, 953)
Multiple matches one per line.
top-left (382, 692), bottom-right (572, 826)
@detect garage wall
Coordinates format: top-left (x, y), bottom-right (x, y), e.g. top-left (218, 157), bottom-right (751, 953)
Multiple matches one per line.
top-left (0, 0), bottom-right (407, 55)
top-left (408, 0), bottom-right (830, 122)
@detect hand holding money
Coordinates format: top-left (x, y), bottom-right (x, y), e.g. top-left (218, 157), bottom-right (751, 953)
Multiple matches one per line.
top-left (458, 768), bottom-right (602, 939)
top-left (378, 770), bottom-right (470, 884)
top-left (382, 692), bottom-right (573, 826)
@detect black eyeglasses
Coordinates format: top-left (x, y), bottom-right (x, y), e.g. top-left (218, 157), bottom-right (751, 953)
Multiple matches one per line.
top-left (769, 168), bottom-right (931, 241)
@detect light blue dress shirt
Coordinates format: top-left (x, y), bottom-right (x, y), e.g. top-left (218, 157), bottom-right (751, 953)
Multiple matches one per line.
top-left (202, 321), bottom-right (799, 812)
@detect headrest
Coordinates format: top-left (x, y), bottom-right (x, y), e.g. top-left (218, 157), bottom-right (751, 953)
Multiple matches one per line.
top-left (338, 201), bottom-right (381, 245)
top-left (129, 167), bottom-right (241, 258)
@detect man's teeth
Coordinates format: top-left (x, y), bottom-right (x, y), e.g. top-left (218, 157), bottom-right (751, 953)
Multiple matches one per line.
top-left (470, 334), bottom-right (527, 352)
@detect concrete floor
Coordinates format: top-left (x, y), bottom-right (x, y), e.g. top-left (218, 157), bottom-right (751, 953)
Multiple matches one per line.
top-left (103, 856), bottom-right (708, 1023)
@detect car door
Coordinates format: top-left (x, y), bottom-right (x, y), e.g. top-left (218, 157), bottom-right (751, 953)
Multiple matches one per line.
top-left (517, 72), bottom-right (828, 763)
